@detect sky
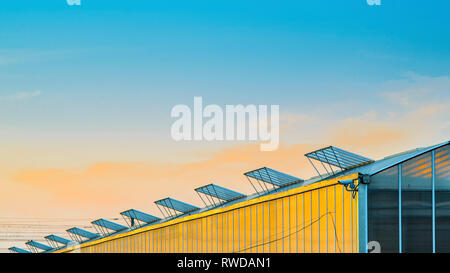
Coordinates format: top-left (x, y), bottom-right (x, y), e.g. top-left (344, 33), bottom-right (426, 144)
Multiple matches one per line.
top-left (1, 0), bottom-right (450, 252)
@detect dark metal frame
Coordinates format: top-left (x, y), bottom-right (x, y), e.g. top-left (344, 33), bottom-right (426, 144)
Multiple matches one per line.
top-left (244, 167), bottom-right (303, 194)
top-left (305, 146), bottom-right (374, 177)
top-left (120, 209), bottom-right (160, 229)
top-left (44, 235), bottom-right (71, 249)
top-left (66, 227), bottom-right (99, 243)
top-left (155, 198), bottom-right (199, 219)
top-left (195, 183), bottom-right (246, 207)
top-left (91, 219), bottom-right (128, 237)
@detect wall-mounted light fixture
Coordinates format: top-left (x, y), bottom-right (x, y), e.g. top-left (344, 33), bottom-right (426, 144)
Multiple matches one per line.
top-left (338, 173), bottom-right (370, 198)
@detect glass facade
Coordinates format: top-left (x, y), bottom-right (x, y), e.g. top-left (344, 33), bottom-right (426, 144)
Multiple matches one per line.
top-left (436, 145), bottom-right (450, 253)
top-left (401, 152), bottom-right (432, 253)
top-left (368, 165), bottom-right (399, 253)
top-left (368, 144), bottom-right (450, 253)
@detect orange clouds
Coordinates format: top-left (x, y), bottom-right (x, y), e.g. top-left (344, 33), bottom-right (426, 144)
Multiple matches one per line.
top-left (8, 101), bottom-right (448, 219)
top-left (5, 73), bottom-right (450, 224)
top-left (8, 143), bottom-right (318, 218)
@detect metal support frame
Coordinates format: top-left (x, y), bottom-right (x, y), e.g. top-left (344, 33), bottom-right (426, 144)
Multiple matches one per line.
top-left (305, 146), bottom-right (374, 178)
top-left (398, 164), bottom-right (402, 253)
top-left (195, 184), bottom-right (246, 208)
top-left (155, 198), bottom-right (199, 219)
top-left (121, 209), bottom-right (160, 229)
top-left (44, 235), bottom-right (70, 250)
top-left (244, 167), bottom-right (302, 195)
top-left (432, 150), bottom-right (436, 253)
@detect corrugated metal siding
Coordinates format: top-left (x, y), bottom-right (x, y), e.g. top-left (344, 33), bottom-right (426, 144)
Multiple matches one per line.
top-left (56, 173), bottom-right (359, 253)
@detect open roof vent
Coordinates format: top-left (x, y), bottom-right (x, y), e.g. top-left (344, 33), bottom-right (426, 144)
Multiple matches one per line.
top-left (305, 146), bottom-right (374, 178)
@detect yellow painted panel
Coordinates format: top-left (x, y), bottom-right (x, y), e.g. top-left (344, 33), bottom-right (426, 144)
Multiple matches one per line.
top-left (162, 228), bottom-right (167, 253)
top-left (264, 201), bottom-right (277, 253)
top-left (305, 192), bottom-right (313, 253)
top-left (227, 211), bottom-right (233, 252)
top-left (221, 213), bottom-right (227, 253)
top-left (268, 200), bottom-right (276, 253)
top-left (183, 222), bottom-right (188, 253)
top-left (326, 186), bottom-right (336, 253)
top-left (135, 234), bottom-right (140, 253)
top-left (168, 226), bottom-right (173, 253)
top-left (161, 228), bottom-right (165, 253)
top-left (335, 185), bottom-right (344, 253)
top-left (289, 196), bottom-right (297, 253)
top-left (239, 208), bottom-right (245, 253)
top-left (232, 210), bottom-right (239, 252)
top-left (185, 222), bottom-right (190, 253)
top-left (143, 233), bottom-right (147, 253)
top-left (138, 234), bottom-right (142, 253)
top-left (56, 175), bottom-right (361, 253)
top-left (247, 205), bottom-right (257, 253)
top-left (158, 230), bottom-right (162, 253)
top-left (275, 199), bottom-right (282, 253)
top-left (283, 197), bottom-right (290, 253)
top-left (152, 230), bottom-right (157, 253)
top-left (206, 217), bottom-right (212, 253)
top-left (343, 188), bottom-right (352, 253)
top-left (304, 192), bottom-right (312, 253)
top-left (241, 207), bottom-right (251, 253)
top-left (211, 216), bottom-right (217, 253)
top-left (198, 218), bottom-right (206, 253)
top-left (296, 193), bottom-right (305, 253)
top-left (190, 220), bottom-right (196, 253)
top-left (217, 214), bottom-right (223, 253)
top-left (190, 221), bottom-right (195, 253)
top-left (174, 225), bottom-right (179, 253)
top-left (311, 190), bottom-right (319, 253)
top-left (319, 188), bottom-right (328, 253)
top-left (262, 202), bottom-right (270, 253)
top-left (148, 231), bottom-right (153, 253)
top-left (256, 204), bottom-right (264, 253)
top-left (54, 173), bottom-right (360, 254)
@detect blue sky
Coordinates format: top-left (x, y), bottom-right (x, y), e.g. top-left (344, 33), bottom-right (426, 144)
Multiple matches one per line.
top-left (1, 0), bottom-right (450, 253)
top-left (0, 0), bottom-right (449, 155)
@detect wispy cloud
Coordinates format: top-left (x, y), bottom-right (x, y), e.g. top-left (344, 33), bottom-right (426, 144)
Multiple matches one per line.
top-left (0, 91), bottom-right (42, 101)
top-left (380, 73), bottom-right (450, 107)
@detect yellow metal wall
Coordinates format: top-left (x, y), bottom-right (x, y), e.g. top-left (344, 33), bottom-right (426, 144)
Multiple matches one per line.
top-left (57, 173), bottom-right (359, 253)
